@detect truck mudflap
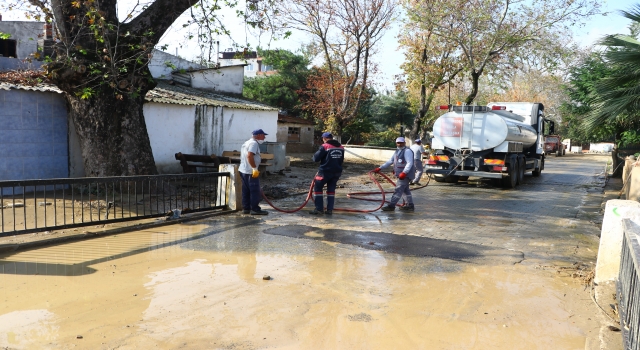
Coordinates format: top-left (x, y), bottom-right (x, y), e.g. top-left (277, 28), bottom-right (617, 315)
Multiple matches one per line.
top-left (425, 168), bottom-right (504, 179)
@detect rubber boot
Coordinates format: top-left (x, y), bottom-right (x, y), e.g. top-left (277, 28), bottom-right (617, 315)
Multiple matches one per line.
top-left (314, 193), bottom-right (324, 213)
top-left (399, 204), bottom-right (415, 212)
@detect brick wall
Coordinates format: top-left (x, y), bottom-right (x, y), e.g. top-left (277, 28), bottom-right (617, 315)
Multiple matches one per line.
top-left (0, 89), bottom-right (69, 181)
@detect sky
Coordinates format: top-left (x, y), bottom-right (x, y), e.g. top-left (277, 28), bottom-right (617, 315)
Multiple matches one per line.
top-left (1, 0), bottom-right (638, 90)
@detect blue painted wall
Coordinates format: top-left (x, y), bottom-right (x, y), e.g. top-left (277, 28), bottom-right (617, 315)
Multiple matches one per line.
top-left (0, 89), bottom-right (69, 182)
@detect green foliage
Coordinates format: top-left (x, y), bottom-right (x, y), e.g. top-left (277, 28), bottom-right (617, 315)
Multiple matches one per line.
top-left (0, 32), bottom-right (11, 40)
top-left (585, 5), bottom-right (640, 132)
top-left (559, 52), bottom-right (613, 143)
top-left (365, 125), bottom-right (403, 148)
top-left (367, 91), bottom-right (414, 128)
top-left (242, 49), bottom-right (310, 113)
top-left (620, 130), bottom-right (640, 147)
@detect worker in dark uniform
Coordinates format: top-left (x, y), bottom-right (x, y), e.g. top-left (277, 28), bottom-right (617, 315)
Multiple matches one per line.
top-left (310, 132), bottom-right (345, 215)
top-left (374, 137), bottom-right (415, 212)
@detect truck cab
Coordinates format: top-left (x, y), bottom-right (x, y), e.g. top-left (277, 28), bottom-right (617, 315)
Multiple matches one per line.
top-left (543, 135), bottom-right (565, 156)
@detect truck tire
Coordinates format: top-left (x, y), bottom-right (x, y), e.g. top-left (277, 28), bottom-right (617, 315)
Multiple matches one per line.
top-left (517, 156), bottom-right (525, 185)
top-left (444, 175), bottom-right (459, 183)
top-left (532, 158), bottom-right (543, 177)
top-left (501, 161), bottom-right (518, 189)
top-left (433, 175), bottom-right (447, 183)
top-left (555, 149), bottom-right (561, 157)
top-left (458, 176), bottom-right (469, 181)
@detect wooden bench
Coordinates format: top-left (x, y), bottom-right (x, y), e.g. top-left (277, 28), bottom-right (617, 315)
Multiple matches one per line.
top-left (174, 152), bottom-right (222, 173)
top-left (222, 151), bottom-right (274, 176)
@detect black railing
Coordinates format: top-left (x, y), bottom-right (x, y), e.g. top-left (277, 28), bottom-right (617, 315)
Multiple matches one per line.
top-left (618, 219), bottom-right (640, 349)
top-left (0, 172), bottom-right (231, 237)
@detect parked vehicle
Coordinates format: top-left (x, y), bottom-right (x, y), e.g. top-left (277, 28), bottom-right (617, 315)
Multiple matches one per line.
top-left (544, 135), bottom-right (565, 156)
top-left (425, 102), bottom-right (554, 189)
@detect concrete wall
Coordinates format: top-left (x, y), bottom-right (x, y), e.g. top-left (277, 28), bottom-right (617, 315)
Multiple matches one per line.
top-left (589, 142), bottom-right (614, 153)
top-left (189, 66), bottom-right (244, 94)
top-left (595, 200), bottom-right (640, 283)
top-left (219, 57), bottom-right (258, 78)
top-left (0, 89), bottom-right (68, 186)
top-left (144, 102), bottom-right (278, 174)
top-left (0, 57), bottom-right (43, 71)
top-left (344, 145), bottom-right (396, 163)
top-left (277, 122), bottom-right (315, 153)
top-left (148, 50), bottom-right (205, 79)
top-left (0, 21), bottom-right (44, 59)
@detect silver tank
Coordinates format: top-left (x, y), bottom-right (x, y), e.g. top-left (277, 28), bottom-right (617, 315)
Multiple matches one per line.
top-left (432, 110), bottom-right (538, 151)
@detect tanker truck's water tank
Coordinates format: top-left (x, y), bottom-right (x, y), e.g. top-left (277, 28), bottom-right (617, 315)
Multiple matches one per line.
top-left (433, 109), bottom-right (538, 151)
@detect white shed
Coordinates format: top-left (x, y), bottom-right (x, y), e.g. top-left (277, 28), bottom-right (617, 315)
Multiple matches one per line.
top-left (144, 80), bottom-right (278, 174)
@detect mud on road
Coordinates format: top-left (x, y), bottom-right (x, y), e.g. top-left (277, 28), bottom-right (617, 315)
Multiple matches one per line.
top-left (260, 153), bottom-right (381, 199)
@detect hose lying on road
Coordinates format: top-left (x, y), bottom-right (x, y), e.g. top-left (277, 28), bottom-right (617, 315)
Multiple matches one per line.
top-left (261, 170), bottom-right (431, 213)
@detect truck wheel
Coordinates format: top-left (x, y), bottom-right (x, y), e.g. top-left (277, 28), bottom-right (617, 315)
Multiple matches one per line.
top-left (532, 158), bottom-right (543, 177)
top-left (563, 149), bottom-right (566, 156)
top-left (433, 175), bottom-right (447, 183)
top-left (517, 156), bottom-right (525, 185)
top-left (444, 175), bottom-right (459, 183)
top-left (555, 150), bottom-right (561, 157)
top-left (458, 176), bottom-right (469, 181)
top-left (501, 161), bottom-right (518, 189)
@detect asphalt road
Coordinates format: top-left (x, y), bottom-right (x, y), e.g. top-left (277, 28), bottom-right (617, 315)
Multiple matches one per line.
top-left (262, 152), bottom-right (608, 267)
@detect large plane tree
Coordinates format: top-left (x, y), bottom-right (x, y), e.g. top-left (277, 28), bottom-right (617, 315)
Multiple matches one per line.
top-left (1, 0), bottom-right (277, 176)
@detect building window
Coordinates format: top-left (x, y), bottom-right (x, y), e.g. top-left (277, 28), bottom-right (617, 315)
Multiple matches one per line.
top-left (288, 127), bottom-right (300, 142)
top-left (245, 63), bottom-right (254, 71)
top-left (0, 39), bottom-right (17, 58)
top-left (261, 64), bottom-right (273, 72)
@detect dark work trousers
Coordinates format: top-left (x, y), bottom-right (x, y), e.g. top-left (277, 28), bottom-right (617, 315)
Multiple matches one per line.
top-left (389, 178), bottom-right (413, 206)
top-left (240, 172), bottom-right (262, 212)
top-left (313, 173), bottom-right (341, 211)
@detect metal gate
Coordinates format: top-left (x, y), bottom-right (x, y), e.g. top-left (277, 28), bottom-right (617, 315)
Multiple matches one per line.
top-left (0, 172), bottom-right (231, 237)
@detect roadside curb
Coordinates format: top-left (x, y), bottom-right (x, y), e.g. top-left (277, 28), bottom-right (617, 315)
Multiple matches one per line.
top-left (593, 175), bottom-right (625, 350)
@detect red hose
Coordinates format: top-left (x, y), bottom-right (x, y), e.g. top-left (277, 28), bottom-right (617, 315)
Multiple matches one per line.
top-left (261, 170), bottom-right (430, 213)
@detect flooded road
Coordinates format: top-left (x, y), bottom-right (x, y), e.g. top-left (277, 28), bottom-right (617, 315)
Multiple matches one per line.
top-left (0, 154), bottom-right (607, 349)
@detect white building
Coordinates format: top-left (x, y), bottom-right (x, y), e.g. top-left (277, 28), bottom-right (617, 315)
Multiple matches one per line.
top-left (144, 79), bottom-right (278, 174)
top-left (218, 50), bottom-right (276, 78)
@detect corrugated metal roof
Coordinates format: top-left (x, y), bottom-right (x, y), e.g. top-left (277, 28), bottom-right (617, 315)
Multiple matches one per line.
top-left (146, 80), bottom-right (278, 111)
top-left (0, 81), bottom-right (63, 93)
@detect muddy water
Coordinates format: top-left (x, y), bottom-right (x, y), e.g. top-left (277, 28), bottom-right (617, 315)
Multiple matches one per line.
top-left (0, 220), bottom-right (598, 349)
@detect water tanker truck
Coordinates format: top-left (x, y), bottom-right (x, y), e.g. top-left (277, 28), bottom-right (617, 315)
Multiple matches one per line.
top-left (425, 102), bottom-right (554, 189)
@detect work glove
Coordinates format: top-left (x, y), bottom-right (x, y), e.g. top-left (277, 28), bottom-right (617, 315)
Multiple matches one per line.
top-left (398, 172), bottom-right (407, 180)
top-left (251, 168), bottom-right (260, 178)
top-left (373, 167), bottom-right (381, 173)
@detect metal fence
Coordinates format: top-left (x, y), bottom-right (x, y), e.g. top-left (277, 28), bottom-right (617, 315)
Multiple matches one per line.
top-left (618, 219), bottom-right (640, 349)
top-left (0, 172), bottom-right (231, 237)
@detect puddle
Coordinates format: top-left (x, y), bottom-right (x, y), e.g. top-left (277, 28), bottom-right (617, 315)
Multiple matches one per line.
top-left (0, 219), bottom-right (598, 349)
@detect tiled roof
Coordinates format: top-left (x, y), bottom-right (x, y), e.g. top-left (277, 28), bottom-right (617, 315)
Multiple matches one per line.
top-left (146, 80), bottom-right (278, 111)
top-left (0, 81), bottom-right (63, 93)
top-left (278, 114), bottom-right (314, 125)
top-left (0, 79), bottom-right (278, 112)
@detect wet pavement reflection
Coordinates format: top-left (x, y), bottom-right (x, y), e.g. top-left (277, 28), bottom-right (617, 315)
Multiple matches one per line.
top-left (0, 155), bottom-right (607, 349)
top-left (0, 215), bottom-right (598, 349)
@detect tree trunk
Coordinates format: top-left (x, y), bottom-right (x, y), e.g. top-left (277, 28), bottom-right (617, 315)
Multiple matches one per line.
top-left (464, 70), bottom-right (481, 105)
top-left (68, 89), bottom-right (157, 176)
top-left (410, 91), bottom-right (435, 141)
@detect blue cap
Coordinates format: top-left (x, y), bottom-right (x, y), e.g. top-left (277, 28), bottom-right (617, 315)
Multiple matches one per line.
top-left (396, 137), bottom-right (405, 143)
top-left (322, 132), bottom-right (333, 138)
top-left (415, 139), bottom-right (421, 143)
top-left (252, 129), bottom-right (268, 135)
